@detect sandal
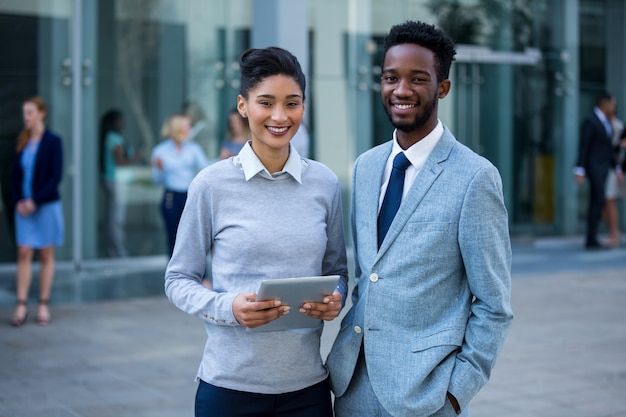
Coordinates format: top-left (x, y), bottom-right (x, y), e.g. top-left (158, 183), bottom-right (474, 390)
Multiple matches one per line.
top-left (36, 299), bottom-right (51, 326)
top-left (11, 299), bottom-right (28, 327)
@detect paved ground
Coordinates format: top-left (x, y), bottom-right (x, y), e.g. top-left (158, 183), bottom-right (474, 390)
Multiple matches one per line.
top-left (0, 237), bottom-right (625, 417)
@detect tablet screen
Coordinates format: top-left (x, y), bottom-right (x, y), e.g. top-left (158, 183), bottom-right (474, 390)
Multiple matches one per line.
top-left (249, 275), bottom-right (340, 332)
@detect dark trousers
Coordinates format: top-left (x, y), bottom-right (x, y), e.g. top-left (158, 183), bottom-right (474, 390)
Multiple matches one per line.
top-left (586, 170), bottom-right (607, 246)
top-left (195, 378), bottom-right (333, 417)
top-left (160, 190), bottom-right (187, 256)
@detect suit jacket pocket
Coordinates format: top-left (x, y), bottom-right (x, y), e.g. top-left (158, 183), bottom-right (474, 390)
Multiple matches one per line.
top-left (400, 222), bottom-right (458, 258)
top-left (410, 327), bottom-right (465, 352)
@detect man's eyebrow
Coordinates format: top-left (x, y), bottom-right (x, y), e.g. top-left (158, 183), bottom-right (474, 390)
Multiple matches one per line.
top-left (382, 68), bottom-right (431, 76)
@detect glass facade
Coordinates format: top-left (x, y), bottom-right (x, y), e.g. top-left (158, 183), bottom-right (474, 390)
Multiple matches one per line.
top-left (1, 0), bottom-right (625, 268)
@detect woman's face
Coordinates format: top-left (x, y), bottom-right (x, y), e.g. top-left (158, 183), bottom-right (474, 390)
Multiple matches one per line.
top-left (237, 74), bottom-right (304, 154)
top-left (23, 101), bottom-right (44, 130)
top-left (115, 116), bottom-right (125, 132)
top-left (177, 116), bottom-right (191, 141)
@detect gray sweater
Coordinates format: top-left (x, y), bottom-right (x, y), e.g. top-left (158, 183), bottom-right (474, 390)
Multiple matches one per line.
top-left (165, 143), bottom-right (348, 394)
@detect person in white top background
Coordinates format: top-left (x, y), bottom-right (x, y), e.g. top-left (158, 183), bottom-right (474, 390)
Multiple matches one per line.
top-left (602, 112), bottom-right (625, 247)
top-left (151, 113), bottom-right (210, 256)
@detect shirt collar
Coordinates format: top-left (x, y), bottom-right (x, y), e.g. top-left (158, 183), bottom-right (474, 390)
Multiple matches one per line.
top-left (235, 141), bottom-right (303, 184)
top-left (594, 107), bottom-right (609, 123)
top-left (390, 119), bottom-right (444, 171)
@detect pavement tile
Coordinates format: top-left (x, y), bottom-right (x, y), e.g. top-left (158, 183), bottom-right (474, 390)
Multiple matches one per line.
top-left (0, 239), bottom-right (625, 416)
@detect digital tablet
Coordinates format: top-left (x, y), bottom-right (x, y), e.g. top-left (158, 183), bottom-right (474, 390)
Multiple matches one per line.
top-left (248, 275), bottom-right (340, 332)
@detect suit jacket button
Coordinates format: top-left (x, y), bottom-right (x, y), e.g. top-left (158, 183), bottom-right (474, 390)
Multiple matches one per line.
top-left (369, 273), bottom-right (379, 282)
top-left (353, 326), bottom-right (362, 334)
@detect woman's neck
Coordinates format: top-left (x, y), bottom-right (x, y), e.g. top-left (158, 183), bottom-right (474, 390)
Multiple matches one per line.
top-left (252, 145), bottom-right (289, 174)
top-left (30, 123), bottom-right (45, 141)
top-left (172, 137), bottom-right (184, 150)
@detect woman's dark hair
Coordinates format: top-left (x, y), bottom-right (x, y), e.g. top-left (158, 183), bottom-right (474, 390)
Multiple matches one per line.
top-left (238, 46), bottom-right (306, 101)
top-left (383, 20), bottom-right (456, 82)
top-left (99, 109), bottom-right (123, 174)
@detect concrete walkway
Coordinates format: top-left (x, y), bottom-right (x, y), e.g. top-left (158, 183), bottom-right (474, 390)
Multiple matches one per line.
top-left (1, 238), bottom-right (625, 417)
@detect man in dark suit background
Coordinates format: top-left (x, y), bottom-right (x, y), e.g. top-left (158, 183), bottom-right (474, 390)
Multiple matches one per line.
top-left (574, 92), bottom-right (623, 249)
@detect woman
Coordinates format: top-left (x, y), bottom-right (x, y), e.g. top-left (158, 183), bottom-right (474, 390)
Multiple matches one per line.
top-left (151, 113), bottom-right (210, 256)
top-left (10, 96), bottom-right (64, 327)
top-left (165, 47), bottom-right (348, 417)
top-left (602, 114), bottom-right (624, 247)
top-left (99, 109), bottom-right (141, 257)
top-left (219, 108), bottom-right (251, 159)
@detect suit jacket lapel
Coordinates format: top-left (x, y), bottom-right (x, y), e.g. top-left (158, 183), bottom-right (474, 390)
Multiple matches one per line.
top-left (593, 113), bottom-right (612, 142)
top-left (358, 143), bottom-right (392, 263)
top-left (375, 129), bottom-right (456, 257)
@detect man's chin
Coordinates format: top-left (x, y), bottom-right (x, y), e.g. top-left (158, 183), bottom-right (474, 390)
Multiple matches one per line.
top-left (393, 121), bottom-right (420, 133)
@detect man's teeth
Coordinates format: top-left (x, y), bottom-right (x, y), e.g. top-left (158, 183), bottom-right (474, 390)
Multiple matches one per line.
top-left (395, 104), bottom-right (415, 110)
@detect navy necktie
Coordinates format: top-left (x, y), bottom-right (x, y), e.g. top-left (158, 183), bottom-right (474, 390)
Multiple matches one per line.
top-left (378, 152), bottom-right (411, 248)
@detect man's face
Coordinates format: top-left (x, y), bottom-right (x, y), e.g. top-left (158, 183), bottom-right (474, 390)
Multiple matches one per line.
top-left (608, 98), bottom-right (617, 118)
top-left (380, 43), bottom-right (449, 140)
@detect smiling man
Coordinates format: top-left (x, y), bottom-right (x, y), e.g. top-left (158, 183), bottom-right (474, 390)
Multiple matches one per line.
top-left (326, 21), bottom-right (514, 417)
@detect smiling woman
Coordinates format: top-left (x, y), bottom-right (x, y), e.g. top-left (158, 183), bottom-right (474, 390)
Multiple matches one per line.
top-left (237, 74), bottom-right (304, 171)
top-left (236, 48), bottom-right (306, 173)
top-left (164, 46), bottom-right (348, 417)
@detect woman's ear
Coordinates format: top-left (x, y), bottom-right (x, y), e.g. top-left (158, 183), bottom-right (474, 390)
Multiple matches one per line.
top-left (237, 95), bottom-right (247, 118)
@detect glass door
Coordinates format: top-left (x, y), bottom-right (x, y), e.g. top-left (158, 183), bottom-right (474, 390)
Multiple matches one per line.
top-left (453, 46), bottom-right (565, 235)
top-left (91, 0), bottom-right (251, 260)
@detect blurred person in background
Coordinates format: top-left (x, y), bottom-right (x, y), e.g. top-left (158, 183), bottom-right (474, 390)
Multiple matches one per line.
top-left (99, 109), bottom-right (142, 257)
top-left (151, 113), bottom-right (210, 256)
top-left (10, 96), bottom-right (64, 327)
top-left (183, 100), bottom-right (216, 160)
top-left (602, 111), bottom-right (625, 247)
top-left (219, 108), bottom-right (251, 159)
top-left (575, 92), bottom-right (623, 250)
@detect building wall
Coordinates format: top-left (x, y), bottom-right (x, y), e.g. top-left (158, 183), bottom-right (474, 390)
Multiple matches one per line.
top-left (0, 0), bottom-right (624, 267)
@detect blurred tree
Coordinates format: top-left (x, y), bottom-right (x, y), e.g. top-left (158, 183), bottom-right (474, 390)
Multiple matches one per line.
top-left (427, 0), bottom-right (487, 44)
top-left (428, 0), bottom-right (533, 50)
top-left (116, 0), bottom-right (158, 151)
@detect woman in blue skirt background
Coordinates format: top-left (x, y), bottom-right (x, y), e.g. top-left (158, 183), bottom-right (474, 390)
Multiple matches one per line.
top-left (10, 96), bottom-right (64, 327)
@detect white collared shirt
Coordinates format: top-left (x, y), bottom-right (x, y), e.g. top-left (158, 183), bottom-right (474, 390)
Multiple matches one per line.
top-left (379, 120), bottom-right (444, 211)
top-left (234, 141), bottom-right (304, 184)
top-left (594, 107), bottom-right (612, 138)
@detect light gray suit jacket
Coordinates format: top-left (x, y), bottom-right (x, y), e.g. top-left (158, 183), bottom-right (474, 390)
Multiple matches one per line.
top-left (327, 127), bottom-right (513, 417)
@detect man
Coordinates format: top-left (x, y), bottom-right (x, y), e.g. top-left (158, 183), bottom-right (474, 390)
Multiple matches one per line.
top-left (574, 92), bottom-right (623, 249)
top-left (326, 21), bottom-right (513, 417)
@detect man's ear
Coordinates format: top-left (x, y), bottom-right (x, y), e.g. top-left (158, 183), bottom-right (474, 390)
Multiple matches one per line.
top-left (438, 79), bottom-right (451, 99)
